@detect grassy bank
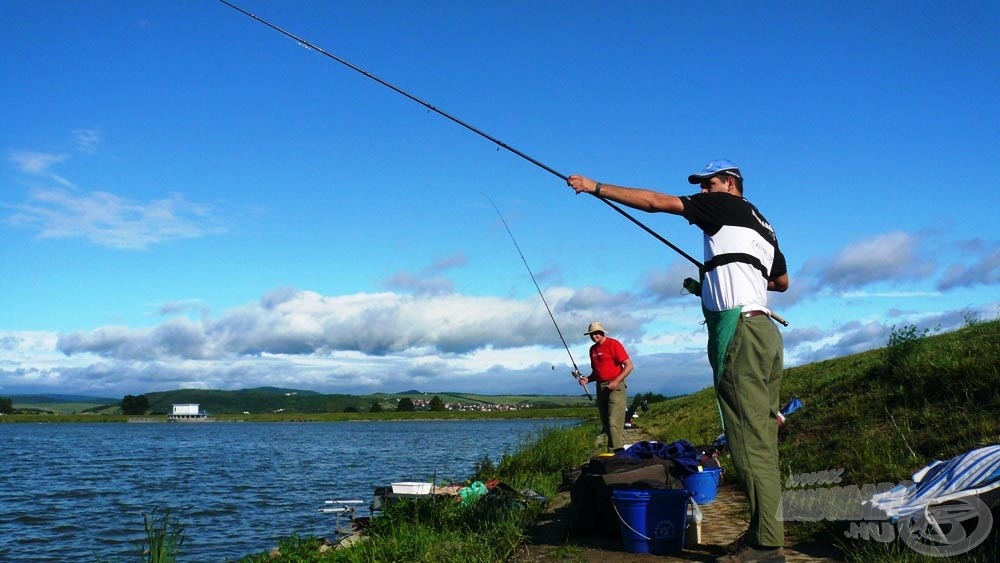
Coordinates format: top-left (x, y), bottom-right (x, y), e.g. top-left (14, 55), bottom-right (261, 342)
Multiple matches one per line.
top-left (637, 318), bottom-right (1000, 562)
top-left (781, 318), bottom-right (999, 561)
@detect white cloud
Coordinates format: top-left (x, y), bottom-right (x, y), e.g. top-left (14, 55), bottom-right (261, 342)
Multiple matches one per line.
top-left (806, 231), bottom-right (936, 290)
top-left (427, 253), bottom-right (468, 273)
top-left (4, 281), bottom-right (996, 399)
top-left (384, 253), bottom-right (468, 295)
top-left (72, 128), bottom-right (102, 154)
top-left (938, 244), bottom-right (1000, 290)
top-left (383, 271), bottom-right (455, 296)
top-left (840, 290), bottom-right (941, 299)
top-left (56, 288), bottom-right (570, 360)
top-left (0, 284), bottom-right (663, 396)
top-left (7, 187), bottom-right (225, 250)
top-left (641, 261), bottom-right (699, 301)
top-left (6, 135), bottom-right (226, 250)
top-left (7, 150), bottom-right (69, 175)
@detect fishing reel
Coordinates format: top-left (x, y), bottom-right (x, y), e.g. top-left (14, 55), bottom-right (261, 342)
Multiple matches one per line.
top-left (682, 277), bottom-right (702, 297)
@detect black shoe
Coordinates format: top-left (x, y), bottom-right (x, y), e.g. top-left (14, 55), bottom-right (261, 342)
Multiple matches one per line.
top-left (716, 544), bottom-right (785, 563)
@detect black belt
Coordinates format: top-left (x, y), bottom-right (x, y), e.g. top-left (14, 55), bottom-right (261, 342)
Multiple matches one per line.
top-left (743, 310), bottom-right (768, 319)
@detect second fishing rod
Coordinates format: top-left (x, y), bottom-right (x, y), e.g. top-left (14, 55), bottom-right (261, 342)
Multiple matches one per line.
top-left (485, 195), bottom-right (592, 401)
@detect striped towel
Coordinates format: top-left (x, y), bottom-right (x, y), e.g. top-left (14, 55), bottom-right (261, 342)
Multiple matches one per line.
top-left (867, 444), bottom-right (1000, 519)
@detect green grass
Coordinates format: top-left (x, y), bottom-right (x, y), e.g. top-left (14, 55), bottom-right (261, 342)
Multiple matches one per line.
top-left (141, 508), bottom-right (185, 563)
top-left (642, 318), bottom-right (1000, 562)
top-left (11, 402), bottom-right (118, 415)
top-left (97, 508), bottom-right (187, 563)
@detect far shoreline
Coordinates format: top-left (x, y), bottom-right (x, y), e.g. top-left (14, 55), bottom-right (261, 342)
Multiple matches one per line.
top-left (0, 408), bottom-right (593, 425)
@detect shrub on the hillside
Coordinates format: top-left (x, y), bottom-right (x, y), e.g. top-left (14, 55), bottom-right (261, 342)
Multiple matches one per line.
top-left (885, 324), bottom-right (929, 372)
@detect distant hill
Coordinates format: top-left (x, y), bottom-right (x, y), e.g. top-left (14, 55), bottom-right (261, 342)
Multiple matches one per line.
top-left (8, 394), bottom-right (118, 404)
top-left (4, 394), bottom-right (119, 415)
top-left (5, 387), bottom-right (594, 416)
top-left (144, 387), bottom-right (337, 415)
top-left (142, 388), bottom-right (591, 415)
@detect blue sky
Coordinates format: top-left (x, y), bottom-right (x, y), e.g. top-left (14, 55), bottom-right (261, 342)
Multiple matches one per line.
top-left (3, 1), bottom-right (998, 399)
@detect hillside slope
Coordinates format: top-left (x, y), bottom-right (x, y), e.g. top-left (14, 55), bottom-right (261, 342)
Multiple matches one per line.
top-left (637, 318), bottom-right (999, 561)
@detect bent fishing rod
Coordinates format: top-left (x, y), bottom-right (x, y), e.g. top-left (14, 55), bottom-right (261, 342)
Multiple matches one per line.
top-left (218, 0), bottom-right (789, 327)
top-left (485, 195), bottom-right (592, 400)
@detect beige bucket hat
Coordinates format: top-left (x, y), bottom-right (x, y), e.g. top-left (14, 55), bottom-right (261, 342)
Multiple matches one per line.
top-left (584, 321), bottom-right (606, 335)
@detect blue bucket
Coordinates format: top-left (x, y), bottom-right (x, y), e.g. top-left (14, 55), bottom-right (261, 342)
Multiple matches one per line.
top-left (611, 488), bottom-right (689, 555)
top-left (682, 467), bottom-right (722, 504)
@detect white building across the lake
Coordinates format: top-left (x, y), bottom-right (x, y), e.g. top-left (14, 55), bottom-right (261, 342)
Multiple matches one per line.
top-left (168, 403), bottom-right (208, 422)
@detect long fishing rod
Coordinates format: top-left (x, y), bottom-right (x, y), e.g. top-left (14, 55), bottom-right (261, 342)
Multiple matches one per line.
top-left (218, 1), bottom-right (790, 327)
top-left (216, 0), bottom-right (701, 269)
top-left (485, 195), bottom-right (592, 401)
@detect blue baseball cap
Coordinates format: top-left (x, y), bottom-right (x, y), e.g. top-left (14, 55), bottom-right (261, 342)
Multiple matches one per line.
top-left (687, 159), bottom-right (742, 184)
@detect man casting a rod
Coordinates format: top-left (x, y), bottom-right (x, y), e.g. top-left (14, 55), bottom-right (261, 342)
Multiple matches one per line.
top-left (567, 161), bottom-right (790, 563)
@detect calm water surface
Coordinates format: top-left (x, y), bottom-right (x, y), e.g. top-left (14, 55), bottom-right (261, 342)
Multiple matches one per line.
top-left (0, 419), bottom-right (576, 562)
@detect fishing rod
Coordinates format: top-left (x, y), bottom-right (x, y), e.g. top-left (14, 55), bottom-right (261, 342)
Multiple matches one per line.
top-left (217, 1), bottom-right (790, 327)
top-left (485, 195), bottom-right (592, 401)
top-left (215, 0), bottom-right (701, 269)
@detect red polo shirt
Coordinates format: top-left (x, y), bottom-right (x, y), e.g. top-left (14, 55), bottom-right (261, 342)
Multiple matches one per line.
top-left (589, 337), bottom-right (630, 383)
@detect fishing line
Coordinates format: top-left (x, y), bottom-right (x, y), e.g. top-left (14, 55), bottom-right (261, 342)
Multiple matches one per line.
top-left (216, 0), bottom-right (701, 269)
top-left (485, 195), bottom-right (592, 401)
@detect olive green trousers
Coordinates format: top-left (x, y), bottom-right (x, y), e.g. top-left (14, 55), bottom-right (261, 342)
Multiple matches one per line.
top-left (716, 313), bottom-right (785, 548)
top-left (597, 382), bottom-right (627, 451)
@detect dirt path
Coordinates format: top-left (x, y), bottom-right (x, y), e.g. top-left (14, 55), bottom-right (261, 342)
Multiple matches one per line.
top-left (514, 482), bottom-right (844, 563)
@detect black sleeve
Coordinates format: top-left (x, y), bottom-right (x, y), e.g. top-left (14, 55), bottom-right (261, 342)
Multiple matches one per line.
top-left (680, 193), bottom-right (729, 236)
top-left (771, 247), bottom-right (788, 279)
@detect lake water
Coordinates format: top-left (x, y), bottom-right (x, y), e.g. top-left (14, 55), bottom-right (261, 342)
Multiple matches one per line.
top-left (0, 419), bottom-right (578, 562)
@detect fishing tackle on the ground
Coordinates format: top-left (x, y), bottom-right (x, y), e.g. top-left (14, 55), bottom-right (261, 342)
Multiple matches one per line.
top-left (485, 195), bottom-right (592, 401)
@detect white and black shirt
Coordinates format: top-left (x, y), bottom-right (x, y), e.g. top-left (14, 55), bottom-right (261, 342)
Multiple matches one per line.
top-left (680, 192), bottom-right (787, 313)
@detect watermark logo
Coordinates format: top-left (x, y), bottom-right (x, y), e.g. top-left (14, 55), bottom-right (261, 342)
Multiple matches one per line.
top-left (779, 469), bottom-right (993, 557)
top-left (896, 495), bottom-right (993, 557)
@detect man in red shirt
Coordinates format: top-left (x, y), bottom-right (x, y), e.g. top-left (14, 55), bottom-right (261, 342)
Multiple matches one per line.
top-left (579, 321), bottom-right (634, 451)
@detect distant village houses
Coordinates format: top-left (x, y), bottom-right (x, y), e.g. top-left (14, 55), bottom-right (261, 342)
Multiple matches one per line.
top-left (403, 397), bottom-right (531, 412)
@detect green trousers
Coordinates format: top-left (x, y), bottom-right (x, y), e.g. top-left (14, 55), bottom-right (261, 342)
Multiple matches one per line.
top-left (716, 313), bottom-right (784, 548)
top-left (597, 382), bottom-right (627, 451)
